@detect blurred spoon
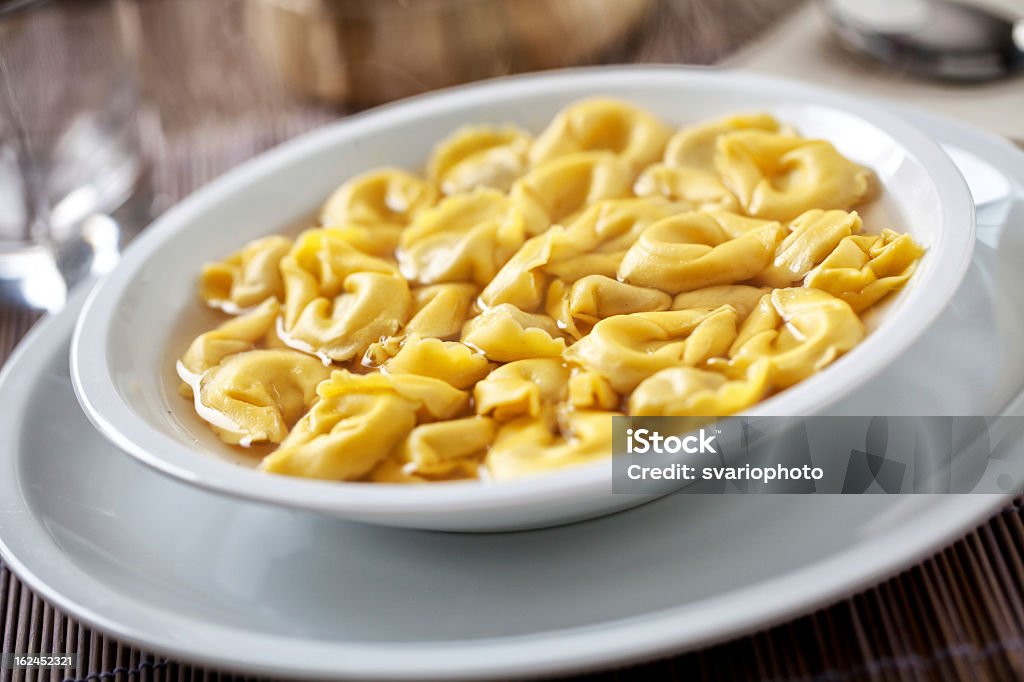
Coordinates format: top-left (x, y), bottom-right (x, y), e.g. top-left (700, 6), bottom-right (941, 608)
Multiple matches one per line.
top-left (821, 0), bottom-right (1024, 81)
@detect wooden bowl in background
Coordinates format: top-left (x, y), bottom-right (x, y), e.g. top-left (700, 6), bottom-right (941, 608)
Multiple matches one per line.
top-left (247, 0), bottom-right (652, 106)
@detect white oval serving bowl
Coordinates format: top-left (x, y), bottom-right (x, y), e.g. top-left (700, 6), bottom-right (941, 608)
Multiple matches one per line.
top-left (71, 67), bottom-right (975, 532)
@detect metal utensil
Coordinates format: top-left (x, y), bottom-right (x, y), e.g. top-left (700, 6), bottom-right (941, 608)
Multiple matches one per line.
top-left (821, 0), bottom-right (1024, 81)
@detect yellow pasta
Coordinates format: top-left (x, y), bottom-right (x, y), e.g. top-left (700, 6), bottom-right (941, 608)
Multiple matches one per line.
top-left (473, 358), bottom-right (570, 421)
top-left (568, 369), bottom-right (620, 411)
top-left (546, 274), bottom-right (672, 339)
top-left (715, 130), bottom-right (872, 221)
top-left (279, 228), bottom-right (399, 331)
top-left (261, 370), bottom-right (468, 480)
top-left (370, 417), bottom-right (497, 482)
top-left (629, 361), bottom-right (769, 416)
top-left (755, 209), bottom-right (863, 288)
top-left (398, 189), bottom-right (537, 286)
top-left (383, 336), bottom-right (491, 390)
top-left (530, 98), bottom-right (672, 171)
top-left (461, 303), bottom-right (567, 362)
top-left (634, 164), bottom-right (739, 212)
top-left (805, 229), bottom-right (925, 312)
top-left (321, 167), bottom-right (437, 228)
top-left (193, 350), bottom-right (332, 446)
top-left (509, 151), bottom-right (632, 227)
top-left (199, 235), bottom-right (291, 312)
top-left (664, 112), bottom-right (782, 170)
top-left (618, 211), bottom-right (787, 293)
top-left (715, 288), bottom-right (865, 388)
top-left (671, 285), bottom-right (770, 320)
top-left (428, 125), bottom-right (532, 195)
top-left (486, 409), bottom-right (621, 481)
top-left (180, 298), bottom-right (281, 376)
top-left (564, 306), bottom-right (739, 393)
top-left (179, 101), bottom-right (925, 484)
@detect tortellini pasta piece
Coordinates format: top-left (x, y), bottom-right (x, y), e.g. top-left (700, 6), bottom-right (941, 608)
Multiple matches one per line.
top-left (279, 228), bottom-right (399, 330)
top-left (321, 168), bottom-right (438, 229)
top-left (568, 369), bottom-right (620, 411)
top-left (261, 370), bottom-right (468, 480)
top-left (398, 189), bottom-right (536, 286)
top-left (362, 283), bottom-right (479, 365)
top-left (671, 284), bottom-right (770, 320)
top-left (486, 410), bottom-right (621, 481)
top-left (282, 271), bottom-right (411, 362)
top-left (461, 304), bottom-right (566, 362)
top-left (543, 198), bottom-right (690, 281)
top-left (628, 362), bottom-right (769, 416)
top-left (199, 235), bottom-right (291, 312)
top-left (546, 274), bottom-right (672, 339)
top-left (755, 209), bottom-right (863, 288)
top-left (479, 198), bottom-right (683, 310)
top-left (715, 130), bottom-right (872, 221)
top-left (509, 152), bottom-right (632, 227)
top-left (805, 229), bottom-right (925, 312)
top-left (564, 306), bottom-right (740, 393)
top-left (618, 211), bottom-right (787, 294)
top-left (718, 288), bottom-right (865, 388)
top-left (427, 125), bottom-right (532, 195)
top-left (180, 297), bottom-right (280, 376)
top-left (634, 164), bottom-right (739, 212)
top-left (370, 417), bottom-right (497, 482)
top-left (473, 358), bottom-right (570, 421)
top-left (193, 350), bottom-right (332, 446)
top-left (383, 337), bottom-right (491, 390)
top-left (664, 112), bottom-right (782, 170)
top-left (529, 98), bottom-right (672, 171)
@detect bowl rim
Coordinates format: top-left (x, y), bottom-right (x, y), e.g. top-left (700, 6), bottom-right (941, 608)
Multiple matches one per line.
top-left (70, 65), bottom-right (976, 517)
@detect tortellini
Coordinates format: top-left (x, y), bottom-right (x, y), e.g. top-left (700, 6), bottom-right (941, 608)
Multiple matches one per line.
top-left (715, 288), bottom-right (865, 389)
top-left (618, 211), bottom-right (787, 293)
top-left (180, 100), bottom-right (925, 484)
top-left (180, 298), bottom-right (281, 376)
top-left (428, 125), bottom-right (531, 195)
top-left (383, 336), bottom-right (491, 390)
top-left (370, 417), bottom-right (497, 482)
top-left (715, 130), bottom-right (872, 221)
top-left (260, 371), bottom-right (468, 480)
top-left (191, 350), bottom-right (332, 446)
top-left (628, 362), bottom-right (770, 417)
top-left (486, 410), bottom-right (621, 481)
top-left (200, 236), bottom-right (291, 312)
top-left (282, 271), bottom-right (411, 363)
top-left (398, 189), bottom-right (536, 286)
top-left (474, 358), bottom-right (570, 421)
top-left (564, 307), bottom-right (740, 393)
top-left (755, 209), bottom-right (862, 288)
top-left (664, 112), bottom-right (782, 170)
top-left (634, 165), bottom-right (739, 212)
top-left (671, 285), bottom-right (770, 321)
top-left (461, 304), bottom-right (567, 362)
top-left (805, 229), bottom-right (925, 312)
top-left (530, 98), bottom-right (672, 171)
top-left (510, 152), bottom-right (632, 227)
top-left (321, 168), bottom-right (437, 229)
top-left (546, 275), bottom-right (672, 339)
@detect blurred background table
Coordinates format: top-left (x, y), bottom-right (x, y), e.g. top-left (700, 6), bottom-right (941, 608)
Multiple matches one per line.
top-left (2, 0), bottom-right (1024, 680)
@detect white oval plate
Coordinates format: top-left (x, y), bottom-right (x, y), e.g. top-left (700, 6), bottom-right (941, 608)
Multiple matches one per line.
top-left (1, 107), bottom-right (1021, 680)
top-left (69, 67), bottom-right (974, 531)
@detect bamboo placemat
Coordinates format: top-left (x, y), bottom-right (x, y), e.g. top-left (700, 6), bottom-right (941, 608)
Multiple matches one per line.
top-left (3, 0), bottom-right (1024, 680)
